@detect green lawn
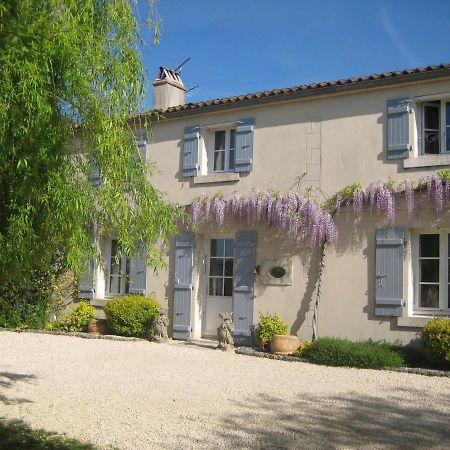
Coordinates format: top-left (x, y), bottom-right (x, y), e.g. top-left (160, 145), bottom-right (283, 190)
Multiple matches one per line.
top-left (0, 418), bottom-right (98, 450)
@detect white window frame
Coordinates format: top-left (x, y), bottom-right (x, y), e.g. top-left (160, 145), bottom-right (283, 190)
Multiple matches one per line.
top-left (105, 238), bottom-right (130, 297)
top-left (416, 96), bottom-right (450, 155)
top-left (207, 238), bottom-right (234, 298)
top-left (207, 128), bottom-right (236, 173)
top-left (411, 229), bottom-right (450, 315)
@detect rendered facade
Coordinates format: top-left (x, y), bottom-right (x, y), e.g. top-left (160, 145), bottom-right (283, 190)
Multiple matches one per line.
top-left (81, 64), bottom-right (450, 345)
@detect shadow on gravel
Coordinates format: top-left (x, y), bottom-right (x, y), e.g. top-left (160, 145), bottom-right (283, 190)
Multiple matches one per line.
top-left (0, 418), bottom-right (97, 450)
top-left (209, 388), bottom-right (450, 449)
top-left (0, 371), bottom-right (36, 405)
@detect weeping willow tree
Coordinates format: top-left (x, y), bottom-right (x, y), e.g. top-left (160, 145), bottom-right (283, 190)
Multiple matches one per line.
top-left (0, 0), bottom-right (180, 284)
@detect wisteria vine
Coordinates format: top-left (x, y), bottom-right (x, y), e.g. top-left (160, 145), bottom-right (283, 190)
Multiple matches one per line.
top-left (188, 172), bottom-right (450, 247)
top-left (191, 192), bottom-right (338, 246)
top-left (333, 171), bottom-right (450, 222)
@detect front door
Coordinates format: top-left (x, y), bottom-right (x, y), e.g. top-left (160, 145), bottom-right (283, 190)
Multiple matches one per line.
top-left (203, 238), bottom-right (234, 337)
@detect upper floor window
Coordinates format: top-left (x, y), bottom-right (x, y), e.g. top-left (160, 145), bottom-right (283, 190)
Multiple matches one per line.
top-left (422, 100), bottom-right (450, 155)
top-left (181, 118), bottom-right (255, 179)
top-left (387, 95), bottom-right (450, 163)
top-left (212, 129), bottom-right (235, 172)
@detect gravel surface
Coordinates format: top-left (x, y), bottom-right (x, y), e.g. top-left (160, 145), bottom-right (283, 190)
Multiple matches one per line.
top-left (1, 331), bottom-right (449, 450)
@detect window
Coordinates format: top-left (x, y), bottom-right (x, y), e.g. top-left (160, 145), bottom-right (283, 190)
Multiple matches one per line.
top-left (421, 100), bottom-right (450, 155)
top-left (182, 118), bottom-right (254, 178)
top-left (208, 239), bottom-right (234, 297)
top-left (107, 239), bottom-right (130, 296)
top-left (414, 232), bottom-right (450, 312)
top-left (212, 129), bottom-right (235, 172)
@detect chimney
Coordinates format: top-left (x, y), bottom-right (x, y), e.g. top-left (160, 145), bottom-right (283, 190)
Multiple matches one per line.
top-left (152, 67), bottom-right (186, 110)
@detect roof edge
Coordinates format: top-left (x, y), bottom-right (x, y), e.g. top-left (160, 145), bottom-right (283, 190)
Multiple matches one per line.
top-left (135, 64), bottom-right (450, 122)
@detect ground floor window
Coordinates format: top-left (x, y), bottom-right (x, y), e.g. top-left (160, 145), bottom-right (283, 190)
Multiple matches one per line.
top-left (208, 238), bottom-right (234, 297)
top-left (107, 239), bottom-right (130, 296)
top-left (415, 231), bottom-right (450, 312)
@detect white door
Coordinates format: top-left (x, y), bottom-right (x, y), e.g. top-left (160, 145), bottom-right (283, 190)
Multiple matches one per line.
top-left (203, 238), bottom-right (234, 337)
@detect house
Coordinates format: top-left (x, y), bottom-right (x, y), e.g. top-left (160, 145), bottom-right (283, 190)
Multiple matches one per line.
top-left (81, 63), bottom-right (450, 346)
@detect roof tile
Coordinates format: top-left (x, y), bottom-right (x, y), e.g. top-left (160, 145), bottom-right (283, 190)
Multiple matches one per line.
top-left (135, 63), bottom-right (450, 118)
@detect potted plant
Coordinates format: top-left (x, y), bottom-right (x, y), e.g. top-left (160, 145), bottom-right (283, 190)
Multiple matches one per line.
top-left (255, 313), bottom-right (288, 351)
top-left (270, 334), bottom-right (300, 355)
top-left (87, 318), bottom-right (108, 335)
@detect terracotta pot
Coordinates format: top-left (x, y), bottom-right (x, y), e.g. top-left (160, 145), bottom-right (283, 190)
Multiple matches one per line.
top-left (270, 334), bottom-right (300, 355)
top-left (260, 339), bottom-right (271, 352)
top-left (87, 319), bottom-right (108, 335)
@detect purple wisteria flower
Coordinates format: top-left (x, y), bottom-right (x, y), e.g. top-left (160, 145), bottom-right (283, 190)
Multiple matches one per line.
top-left (188, 191), bottom-right (337, 246)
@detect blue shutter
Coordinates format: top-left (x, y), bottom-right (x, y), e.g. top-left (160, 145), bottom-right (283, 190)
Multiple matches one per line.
top-left (129, 247), bottom-right (146, 295)
top-left (78, 259), bottom-right (95, 300)
top-left (137, 140), bottom-right (147, 162)
top-left (173, 232), bottom-right (194, 340)
top-left (182, 126), bottom-right (200, 177)
top-left (387, 97), bottom-right (411, 159)
top-left (375, 228), bottom-right (405, 316)
top-left (234, 118), bottom-right (255, 173)
top-left (233, 231), bottom-right (256, 344)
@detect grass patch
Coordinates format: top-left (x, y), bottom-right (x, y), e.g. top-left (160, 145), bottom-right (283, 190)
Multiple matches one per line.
top-left (0, 417), bottom-right (98, 450)
top-left (302, 337), bottom-right (405, 369)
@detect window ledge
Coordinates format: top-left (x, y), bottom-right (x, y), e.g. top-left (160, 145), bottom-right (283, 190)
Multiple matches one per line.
top-left (397, 315), bottom-right (435, 328)
top-left (193, 173), bottom-right (240, 184)
top-left (403, 154), bottom-right (450, 169)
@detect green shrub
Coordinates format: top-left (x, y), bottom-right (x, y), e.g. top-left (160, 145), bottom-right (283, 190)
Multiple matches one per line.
top-left (46, 301), bottom-right (95, 332)
top-left (394, 345), bottom-right (429, 368)
top-left (0, 256), bottom-right (75, 330)
top-left (255, 313), bottom-right (288, 345)
top-left (422, 318), bottom-right (450, 366)
top-left (293, 341), bottom-right (312, 357)
top-left (304, 337), bottom-right (405, 369)
top-left (103, 295), bottom-right (160, 338)
top-left (0, 271), bottom-right (53, 329)
top-left (366, 339), bottom-right (430, 369)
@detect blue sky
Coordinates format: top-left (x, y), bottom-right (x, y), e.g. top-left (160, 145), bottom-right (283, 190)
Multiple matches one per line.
top-left (136, 0), bottom-right (450, 109)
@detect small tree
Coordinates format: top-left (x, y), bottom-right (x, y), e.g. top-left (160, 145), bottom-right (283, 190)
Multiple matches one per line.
top-left (0, 0), bottom-right (181, 284)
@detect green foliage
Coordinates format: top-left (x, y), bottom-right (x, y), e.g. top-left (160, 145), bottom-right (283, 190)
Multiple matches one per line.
top-left (0, 0), bottom-right (182, 286)
top-left (437, 169), bottom-right (450, 182)
top-left (104, 295), bottom-right (160, 338)
top-left (0, 417), bottom-right (97, 450)
top-left (0, 255), bottom-right (76, 329)
top-left (324, 183), bottom-right (363, 208)
top-left (46, 301), bottom-right (95, 332)
top-left (393, 345), bottom-right (429, 368)
top-left (303, 338), bottom-right (405, 369)
top-left (255, 313), bottom-right (288, 345)
top-left (0, 270), bottom-right (54, 329)
top-left (422, 318), bottom-right (450, 366)
top-left (293, 341), bottom-right (313, 357)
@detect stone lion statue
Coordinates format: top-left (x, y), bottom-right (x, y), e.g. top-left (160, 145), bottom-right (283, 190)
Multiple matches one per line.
top-left (217, 312), bottom-right (234, 351)
top-left (153, 308), bottom-right (170, 342)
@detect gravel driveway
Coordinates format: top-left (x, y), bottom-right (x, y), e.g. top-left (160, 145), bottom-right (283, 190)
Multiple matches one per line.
top-left (0, 331), bottom-right (449, 450)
